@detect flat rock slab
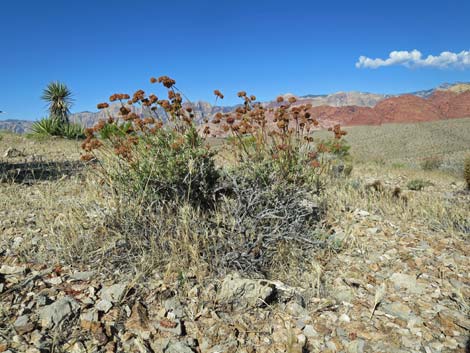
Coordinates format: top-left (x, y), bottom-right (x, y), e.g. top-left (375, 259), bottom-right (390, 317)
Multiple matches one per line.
top-left (39, 296), bottom-right (80, 329)
top-left (99, 282), bottom-right (127, 303)
top-left (218, 274), bottom-right (275, 308)
top-left (389, 273), bottom-right (425, 294)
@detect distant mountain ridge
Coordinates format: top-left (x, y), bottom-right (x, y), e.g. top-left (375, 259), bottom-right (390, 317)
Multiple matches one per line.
top-left (1, 82), bottom-right (470, 134)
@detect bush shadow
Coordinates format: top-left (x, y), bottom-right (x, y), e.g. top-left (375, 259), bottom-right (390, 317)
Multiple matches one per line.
top-left (0, 160), bottom-right (86, 184)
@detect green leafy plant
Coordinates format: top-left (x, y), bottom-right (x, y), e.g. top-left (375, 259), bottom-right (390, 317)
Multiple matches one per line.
top-left (30, 117), bottom-right (62, 135)
top-left (30, 117), bottom-right (84, 139)
top-left (103, 126), bottom-right (219, 209)
top-left (60, 121), bottom-right (86, 139)
top-left (407, 179), bottom-right (433, 191)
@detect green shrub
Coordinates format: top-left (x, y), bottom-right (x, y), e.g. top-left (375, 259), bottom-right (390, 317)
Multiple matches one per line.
top-left (100, 126), bottom-right (219, 210)
top-left (60, 121), bottom-right (86, 139)
top-left (464, 154), bottom-right (470, 190)
top-left (421, 156), bottom-right (443, 171)
top-left (407, 179), bottom-right (433, 191)
top-left (97, 121), bottom-right (133, 140)
top-left (30, 117), bottom-right (85, 139)
top-left (320, 138), bottom-right (351, 158)
top-left (391, 162), bottom-right (406, 169)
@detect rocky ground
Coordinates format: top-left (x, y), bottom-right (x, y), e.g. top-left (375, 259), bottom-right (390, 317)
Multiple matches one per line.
top-left (0, 135), bottom-right (469, 352)
top-left (1, 203), bottom-right (468, 352)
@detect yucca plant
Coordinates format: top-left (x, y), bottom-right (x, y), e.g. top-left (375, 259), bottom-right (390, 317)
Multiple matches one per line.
top-left (41, 81), bottom-right (73, 124)
top-left (61, 121), bottom-right (86, 139)
top-left (30, 117), bottom-right (62, 136)
top-left (30, 117), bottom-right (85, 139)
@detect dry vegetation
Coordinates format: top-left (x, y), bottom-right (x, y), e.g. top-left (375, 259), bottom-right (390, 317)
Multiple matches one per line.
top-left (315, 117), bottom-right (470, 174)
top-left (0, 85), bottom-right (469, 352)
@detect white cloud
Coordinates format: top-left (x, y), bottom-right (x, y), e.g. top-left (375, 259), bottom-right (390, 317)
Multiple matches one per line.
top-left (356, 49), bottom-right (470, 69)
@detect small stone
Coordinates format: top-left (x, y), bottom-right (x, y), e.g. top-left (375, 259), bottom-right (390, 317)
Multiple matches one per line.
top-left (297, 334), bottom-right (307, 347)
top-left (334, 288), bottom-right (354, 303)
top-left (29, 330), bottom-right (43, 346)
top-left (125, 302), bottom-right (151, 339)
top-left (13, 315), bottom-right (34, 334)
top-left (382, 302), bottom-right (412, 321)
top-left (95, 299), bottom-right (113, 313)
top-left (45, 276), bottom-right (63, 285)
top-left (285, 301), bottom-right (308, 318)
top-left (36, 295), bottom-right (50, 307)
top-left (164, 297), bottom-right (184, 319)
top-left (156, 318), bottom-right (184, 336)
top-left (302, 325), bottom-right (318, 338)
top-left (366, 227), bottom-right (379, 235)
top-left (389, 273), bottom-right (424, 294)
top-left (12, 237), bottom-right (23, 249)
top-left (39, 296), bottom-right (80, 328)
top-left (3, 147), bottom-right (24, 158)
top-left (339, 313), bottom-right (351, 322)
top-left (356, 210), bottom-right (370, 217)
top-left (218, 274), bottom-right (275, 308)
top-left (100, 283), bottom-right (127, 303)
top-left (295, 319), bottom-right (306, 330)
top-left (80, 310), bottom-right (100, 331)
top-left (0, 265), bottom-right (26, 275)
top-left (163, 341), bottom-right (194, 353)
top-left (347, 339), bottom-right (365, 353)
top-left (70, 271), bottom-right (95, 281)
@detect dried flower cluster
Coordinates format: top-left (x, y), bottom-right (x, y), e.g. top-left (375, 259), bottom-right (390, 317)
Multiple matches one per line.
top-left (205, 90), bottom-right (346, 174)
top-left (81, 75), bottom-right (347, 179)
top-left (80, 75), bottom-right (199, 162)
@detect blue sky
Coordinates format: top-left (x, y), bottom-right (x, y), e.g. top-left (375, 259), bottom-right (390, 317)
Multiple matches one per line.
top-left (1, 0), bottom-right (470, 120)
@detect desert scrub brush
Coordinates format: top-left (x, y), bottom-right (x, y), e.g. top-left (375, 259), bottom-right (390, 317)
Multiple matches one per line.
top-left (464, 154), bottom-right (470, 190)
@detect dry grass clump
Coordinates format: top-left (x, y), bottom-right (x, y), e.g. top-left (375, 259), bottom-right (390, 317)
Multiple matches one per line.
top-left (325, 168), bottom-right (470, 238)
top-left (314, 118), bottom-right (470, 174)
top-left (420, 155), bottom-right (443, 171)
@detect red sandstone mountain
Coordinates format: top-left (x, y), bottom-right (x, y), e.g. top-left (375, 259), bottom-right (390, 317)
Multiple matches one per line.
top-left (305, 90), bottom-right (470, 127)
top-left (204, 89), bottom-right (470, 136)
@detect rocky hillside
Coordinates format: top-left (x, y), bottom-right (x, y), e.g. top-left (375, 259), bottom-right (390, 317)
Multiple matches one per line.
top-left (2, 82), bottom-right (469, 134)
top-left (0, 119), bottom-right (33, 134)
top-left (279, 89), bottom-right (470, 127)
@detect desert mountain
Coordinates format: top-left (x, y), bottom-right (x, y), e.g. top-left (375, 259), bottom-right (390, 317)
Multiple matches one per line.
top-left (0, 119), bottom-right (33, 134)
top-left (1, 82), bottom-right (469, 134)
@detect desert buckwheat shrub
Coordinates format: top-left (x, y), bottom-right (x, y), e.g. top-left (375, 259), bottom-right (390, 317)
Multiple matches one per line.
top-left (81, 77), bottom-right (219, 210)
top-left (80, 76), bottom-right (347, 279)
top-left (212, 92), bottom-right (347, 184)
top-left (464, 154), bottom-right (470, 190)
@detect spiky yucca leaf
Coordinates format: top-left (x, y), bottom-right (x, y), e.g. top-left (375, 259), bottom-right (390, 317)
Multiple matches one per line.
top-left (30, 117), bottom-right (62, 136)
top-left (41, 81), bottom-right (73, 124)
